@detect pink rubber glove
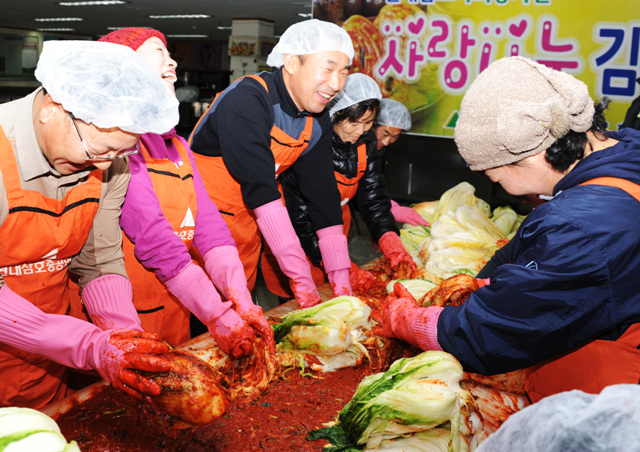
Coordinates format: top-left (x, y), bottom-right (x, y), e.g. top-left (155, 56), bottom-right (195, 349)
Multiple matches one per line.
top-left (165, 261), bottom-right (254, 358)
top-left (390, 200), bottom-right (430, 226)
top-left (317, 225), bottom-right (352, 297)
top-left (0, 285), bottom-right (171, 399)
top-left (378, 231), bottom-right (417, 274)
top-left (255, 200), bottom-right (322, 309)
top-left (349, 262), bottom-right (377, 293)
top-left (81, 274), bottom-right (142, 331)
top-left (371, 282), bottom-right (443, 351)
top-left (204, 245), bottom-right (275, 354)
top-left (476, 278), bottom-right (490, 288)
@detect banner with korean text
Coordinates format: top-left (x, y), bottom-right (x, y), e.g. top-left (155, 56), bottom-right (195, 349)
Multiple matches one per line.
top-left (313, 0), bottom-right (640, 137)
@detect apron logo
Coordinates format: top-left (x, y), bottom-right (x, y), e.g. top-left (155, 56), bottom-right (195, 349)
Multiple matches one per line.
top-left (180, 208), bottom-right (195, 229)
top-left (525, 260), bottom-right (538, 270)
top-left (341, 197), bottom-right (350, 207)
top-left (42, 248), bottom-right (59, 260)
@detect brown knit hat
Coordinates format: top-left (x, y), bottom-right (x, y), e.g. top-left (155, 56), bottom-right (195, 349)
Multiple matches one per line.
top-left (454, 56), bottom-right (595, 171)
top-left (98, 27), bottom-right (167, 51)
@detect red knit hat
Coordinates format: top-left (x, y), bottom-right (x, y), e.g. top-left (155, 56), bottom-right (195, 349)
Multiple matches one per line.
top-left (98, 27), bottom-right (167, 51)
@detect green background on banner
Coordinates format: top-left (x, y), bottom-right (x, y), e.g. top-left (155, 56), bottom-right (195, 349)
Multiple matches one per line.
top-left (314, 0), bottom-right (640, 137)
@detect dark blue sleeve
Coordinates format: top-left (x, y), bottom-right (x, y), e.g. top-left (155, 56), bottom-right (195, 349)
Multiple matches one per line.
top-left (436, 209), bottom-right (616, 375)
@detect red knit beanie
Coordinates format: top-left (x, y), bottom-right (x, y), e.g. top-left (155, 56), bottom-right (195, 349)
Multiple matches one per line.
top-left (98, 27), bottom-right (167, 51)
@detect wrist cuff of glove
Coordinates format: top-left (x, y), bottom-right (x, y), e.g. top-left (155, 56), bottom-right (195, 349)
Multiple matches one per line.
top-left (82, 274), bottom-right (142, 331)
top-left (165, 261), bottom-right (232, 324)
top-left (317, 225), bottom-right (351, 273)
top-left (411, 306), bottom-right (443, 351)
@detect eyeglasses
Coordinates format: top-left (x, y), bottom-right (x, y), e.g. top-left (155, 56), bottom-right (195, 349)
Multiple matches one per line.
top-left (68, 113), bottom-right (139, 161)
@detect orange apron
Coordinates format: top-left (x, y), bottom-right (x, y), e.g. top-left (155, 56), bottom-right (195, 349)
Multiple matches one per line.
top-left (525, 176), bottom-right (640, 403)
top-left (0, 129), bottom-right (102, 409)
top-left (121, 138), bottom-right (198, 346)
top-left (190, 75), bottom-right (313, 293)
top-left (262, 142), bottom-right (368, 298)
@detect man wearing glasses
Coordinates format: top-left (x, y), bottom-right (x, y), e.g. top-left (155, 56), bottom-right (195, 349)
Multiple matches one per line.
top-left (0, 40), bottom-right (178, 409)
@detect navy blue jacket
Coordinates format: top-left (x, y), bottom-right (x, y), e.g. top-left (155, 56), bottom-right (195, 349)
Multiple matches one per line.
top-left (438, 128), bottom-right (640, 375)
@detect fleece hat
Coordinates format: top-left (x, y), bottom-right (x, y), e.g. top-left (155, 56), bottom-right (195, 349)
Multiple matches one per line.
top-left (454, 56), bottom-right (595, 171)
top-left (98, 27), bottom-right (167, 51)
top-left (266, 19), bottom-right (354, 68)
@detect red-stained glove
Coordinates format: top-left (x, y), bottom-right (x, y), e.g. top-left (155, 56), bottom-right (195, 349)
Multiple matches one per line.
top-left (390, 200), bottom-right (430, 226)
top-left (206, 309), bottom-right (255, 359)
top-left (165, 261), bottom-right (255, 358)
top-left (317, 225), bottom-right (353, 297)
top-left (476, 278), bottom-right (490, 288)
top-left (378, 231), bottom-right (417, 274)
top-left (371, 283), bottom-right (443, 351)
top-left (204, 245), bottom-right (276, 354)
top-left (93, 330), bottom-right (173, 399)
top-left (349, 261), bottom-right (377, 292)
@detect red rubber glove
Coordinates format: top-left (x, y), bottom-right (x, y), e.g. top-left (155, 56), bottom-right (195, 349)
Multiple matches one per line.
top-left (204, 246), bottom-right (276, 354)
top-left (378, 231), bottom-right (417, 275)
top-left (372, 283), bottom-right (443, 351)
top-left (390, 200), bottom-right (430, 226)
top-left (94, 330), bottom-right (173, 399)
top-left (476, 278), bottom-right (490, 288)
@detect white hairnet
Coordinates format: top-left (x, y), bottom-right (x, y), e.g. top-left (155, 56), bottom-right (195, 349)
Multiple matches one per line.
top-left (476, 385), bottom-right (640, 452)
top-left (266, 19), bottom-right (354, 68)
top-left (328, 73), bottom-right (381, 118)
top-left (376, 98), bottom-right (412, 130)
top-left (35, 40), bottom-right (179, 134)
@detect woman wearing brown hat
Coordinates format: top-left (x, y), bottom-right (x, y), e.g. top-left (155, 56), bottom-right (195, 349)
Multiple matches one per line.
top-left (90, 28), bottom-right (274, 358)
top-left (373, 56), bottom-right (640, 403)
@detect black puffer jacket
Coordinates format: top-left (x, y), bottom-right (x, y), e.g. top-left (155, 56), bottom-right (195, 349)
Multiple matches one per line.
top-left (280, 130), bottom-right (398, 265)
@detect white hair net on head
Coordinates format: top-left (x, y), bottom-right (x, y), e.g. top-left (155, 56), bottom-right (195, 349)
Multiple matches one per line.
top-left (376, 98), bottom-right (412, 130)
top-left (476, 385), bottom-right (640, 452)
top-left (266, 19), bottom-right (354, 68)
top-left (35, 40), bottom-right (179, 134)
top-left (328, 73), bottom-right (381, 118)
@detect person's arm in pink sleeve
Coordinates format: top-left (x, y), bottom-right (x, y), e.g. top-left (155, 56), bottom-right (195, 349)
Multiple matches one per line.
top-left (80, 274), bottom-right (142, 331)
top-left (0, 285), bottom-right (171, 399)
top-left (120, 151), bottom-right (192, 282)
top-left (255, 200), bottom-right (322, 309)
top-left (316, 225), bottom-right (352, 296)
top-left (390, 200), bottom-right (430, 226)
top-left (204, 245), bottom-right (275, 353)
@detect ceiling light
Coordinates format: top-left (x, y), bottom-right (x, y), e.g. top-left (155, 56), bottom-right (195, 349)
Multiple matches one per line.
top-left (35, 17), bottom-right (83, 22)
top-left (297, 12), bottom-right (312, 18)
top-left (149, 14), bottom-right (210, 19)
top-left (166, 34), bottom-right (210, 39)
top-left (58, 1), bottom-right (127, 5)
top-left (37, 28), bottom-right (76, 31)
top-left (216, 25), bottom-right (232, 30)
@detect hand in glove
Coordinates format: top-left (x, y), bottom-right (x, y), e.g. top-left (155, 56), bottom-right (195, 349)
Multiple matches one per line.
top-left (371, 282), bottom-right (443, 351)
top-left (165, 261), bottom-right (255, 358)
top-left (349, 262), bottom-right (377, 293)
top-left (255, 200), bottom-right (322, 308)
top-left (390, 200), bottom-right (430, 226)
top-left (204, 245), bottom-right (276, 354)
top-left (378, 231), bottom-right (417, 277)
top-left (317, 225), bottom-right (352, 297)
top-left (94, 330), bottom-right (172, 399)
top-left (0, 285), bottom-right (171, 400)
top-left (207, 308), bottom-right (255, 359)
